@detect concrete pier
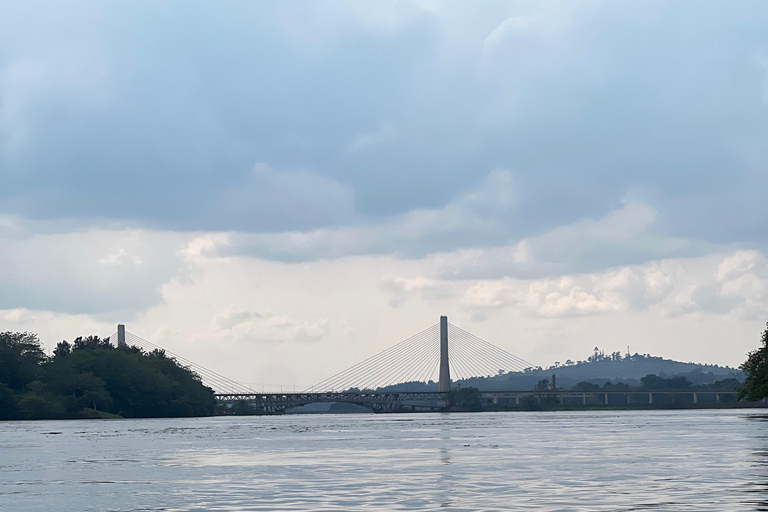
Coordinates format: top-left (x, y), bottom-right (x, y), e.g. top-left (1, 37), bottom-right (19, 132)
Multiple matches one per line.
top-left (438, 316), bottom-right (451, 393)
top-left (117, 324), bottom-right (126, 348)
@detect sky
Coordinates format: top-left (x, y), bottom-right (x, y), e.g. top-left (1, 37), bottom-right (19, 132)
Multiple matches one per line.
top-left (2, 1), bottom-right (768, 390)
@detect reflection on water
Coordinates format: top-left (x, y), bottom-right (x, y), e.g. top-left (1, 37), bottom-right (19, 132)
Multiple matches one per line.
top-left (1, 410), bottom-right (768, 511)
top-left (746, 414), bottom-right (768, 512)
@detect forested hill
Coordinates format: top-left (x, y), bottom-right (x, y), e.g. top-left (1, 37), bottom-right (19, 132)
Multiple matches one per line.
top-left (458, 352), bottom-right (742, 391)
top-left (381, 352), bottom-right (742, 392)
top-left (0, 332), bottom-right (216, 420)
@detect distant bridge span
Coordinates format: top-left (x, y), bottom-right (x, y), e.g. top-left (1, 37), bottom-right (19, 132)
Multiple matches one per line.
top-left (215, 391), bottom-right (450, 414)
top-left (214, 390), bottom-right (742, 414)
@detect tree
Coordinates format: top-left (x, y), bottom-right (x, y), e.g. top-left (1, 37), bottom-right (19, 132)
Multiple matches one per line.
top-left (53, 341), bottom-right (71, 359)
top-left (0, 331), bottom-right (217, 419)
top-left (0, 383), bottom-right (19, 420)
top-left (449, 387), bottom-right (482, 411)
top-left (602, 381), bottom-right (630, 391)
top-left (640, 374), bottom-right (691, 390)
top-left (738, 323), bottom-right (768, 401)
top-left (45, 341), bottom-right (216, 417)
top-left (0, 332), bottom-right (46, 390)
top-left (573, 381), bottom-right (599, 391)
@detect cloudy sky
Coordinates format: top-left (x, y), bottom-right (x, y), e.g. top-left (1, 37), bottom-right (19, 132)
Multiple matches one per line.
top-left (2, 1), bottom-right (768, 389)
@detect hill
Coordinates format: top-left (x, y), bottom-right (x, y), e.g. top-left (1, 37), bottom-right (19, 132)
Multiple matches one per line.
top-left (379, 350), bottom-right (742, 392)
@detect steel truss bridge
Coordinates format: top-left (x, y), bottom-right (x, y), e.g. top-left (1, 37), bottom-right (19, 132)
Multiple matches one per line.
top-left (214, 391), bottom-right (450, 414)
top-left (213, 390), bottom-right (743, 414)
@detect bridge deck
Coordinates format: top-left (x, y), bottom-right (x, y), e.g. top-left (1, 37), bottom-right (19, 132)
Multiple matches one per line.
top-left (215, 390), bottom-right (745, 414)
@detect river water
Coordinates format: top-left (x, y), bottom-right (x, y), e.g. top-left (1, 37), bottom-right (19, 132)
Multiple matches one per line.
top-left (2, 410), bottom-right (768, 511)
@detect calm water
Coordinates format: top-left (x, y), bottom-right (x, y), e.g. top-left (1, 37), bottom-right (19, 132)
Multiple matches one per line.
top-left (2, 410), bottom-right (768, 511)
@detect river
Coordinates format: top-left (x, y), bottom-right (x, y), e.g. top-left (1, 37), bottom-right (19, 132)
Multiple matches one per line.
top-left (2, 410), bottom-right (768, 511)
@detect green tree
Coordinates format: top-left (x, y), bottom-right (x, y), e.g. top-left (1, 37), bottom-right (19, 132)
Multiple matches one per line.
top-left (449, 387), bottom-right (482, 411)
top-left (602, 381), bottom-right (630, 391)
top-left (573, 381), bottom-right (599, 391)
top-left (44, 341), bottom-right (215, 417)
top-left (0, 331), bottom-right (216, 419)
top-left (53, 341), bottom-right (72, 359)
top-left (0, 332), bottom-right (46, 390)
top-left (640, 374), bottom-right (691, 390)
top-left (0, 383), bottom-right (19, 420)
top-left (739, 323), bottom-right (768, 401)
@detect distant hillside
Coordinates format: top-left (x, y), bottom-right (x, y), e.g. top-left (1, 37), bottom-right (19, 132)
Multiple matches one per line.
top-left (379, 351), bottom-right (742, 392)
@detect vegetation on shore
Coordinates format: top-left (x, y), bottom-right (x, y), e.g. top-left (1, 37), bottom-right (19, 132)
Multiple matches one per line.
top-left (0, 332), bottom-right (215, 420)
top-left (738, 323), bottom-right (768, 401)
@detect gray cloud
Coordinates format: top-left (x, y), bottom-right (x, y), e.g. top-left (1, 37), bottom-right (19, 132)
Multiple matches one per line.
top-left (1, 1), bottom-right (767, 267)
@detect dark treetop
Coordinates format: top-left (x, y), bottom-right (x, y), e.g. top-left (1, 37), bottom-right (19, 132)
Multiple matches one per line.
top-left (738, 323), bottom-right (768, 401)
top-left (0, 332), bottom-right (215, 420)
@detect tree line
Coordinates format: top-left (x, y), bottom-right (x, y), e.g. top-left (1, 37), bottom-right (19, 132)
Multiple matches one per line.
top-left (0, 332), bottom-right (216, 420)
top-left (562, 375), bottom-right (741, 393)
top-left (553, 322), bottom-right (768, 400)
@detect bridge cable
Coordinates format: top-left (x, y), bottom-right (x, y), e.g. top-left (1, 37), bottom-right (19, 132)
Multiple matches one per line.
top-left (312, 326), bottom-right (437, 391)
top-left (309, 324), bottom-right (439, 391)
top-left (122, 332), bottom-right (255, 394)
top-left (413, 342), bottom-right (441, 385)
top-left (382, 334), bottom-right (441, 390)
top-left (351, 330), bottom-right (437, 391)
top-left (449, 324), bottom-right (534, 369)
top-left (448, 326), bottom-right (532, 373)
top-left (447, 335), bottom-right (481, 381)
top-left (123, 334), bottom-right (243, 393)
top-left (449, 333), bottom-right (510, 378)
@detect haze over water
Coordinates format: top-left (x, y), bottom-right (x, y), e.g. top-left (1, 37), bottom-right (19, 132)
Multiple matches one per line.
top-left (2, 410), bottom-right (767, 511)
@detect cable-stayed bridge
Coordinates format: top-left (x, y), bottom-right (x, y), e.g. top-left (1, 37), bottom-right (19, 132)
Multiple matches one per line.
top-left (309, 318), bottom-right (532, 392)
top-left (106, 316), bottom-right (536, 413)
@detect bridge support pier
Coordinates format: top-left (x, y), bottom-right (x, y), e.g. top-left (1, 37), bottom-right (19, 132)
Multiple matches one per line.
top-left (438, 316), bottom-right (451, 393)
top-left (117, 324), bottom-right (126, 348)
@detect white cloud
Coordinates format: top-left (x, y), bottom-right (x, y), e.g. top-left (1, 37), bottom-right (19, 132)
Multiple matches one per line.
top-left (1, 308), bottom-right (39, 325)
top-left (0, 228), bottom-right (188, 317)
top-left (214, 304), bottom-right (329, 344)
top-left (3, 234), bottom-right (765, 385)
top-left (458, 251), bottom-right (768, 321)
top-left (460, 281), bottom-right (520, 321)
top-left (98, 248), bottom-right (143, 267)
top-left (379, 275), bottom-right (454, 307)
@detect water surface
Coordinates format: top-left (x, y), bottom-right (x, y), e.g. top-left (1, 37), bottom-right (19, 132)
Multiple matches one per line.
top-left (2, 410), bottom-right (768, 511)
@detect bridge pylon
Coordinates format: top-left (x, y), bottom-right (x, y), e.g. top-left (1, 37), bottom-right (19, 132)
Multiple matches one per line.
top-left (438, 316), bottom-right (451, 392)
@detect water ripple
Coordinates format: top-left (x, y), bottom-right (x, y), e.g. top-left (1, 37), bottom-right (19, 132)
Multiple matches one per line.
top-left (1, 411), bottom-right (767, 511)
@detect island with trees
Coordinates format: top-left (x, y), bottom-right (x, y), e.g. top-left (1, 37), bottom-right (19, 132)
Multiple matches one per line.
top-left (0, 331), bottom-right (215, 420)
